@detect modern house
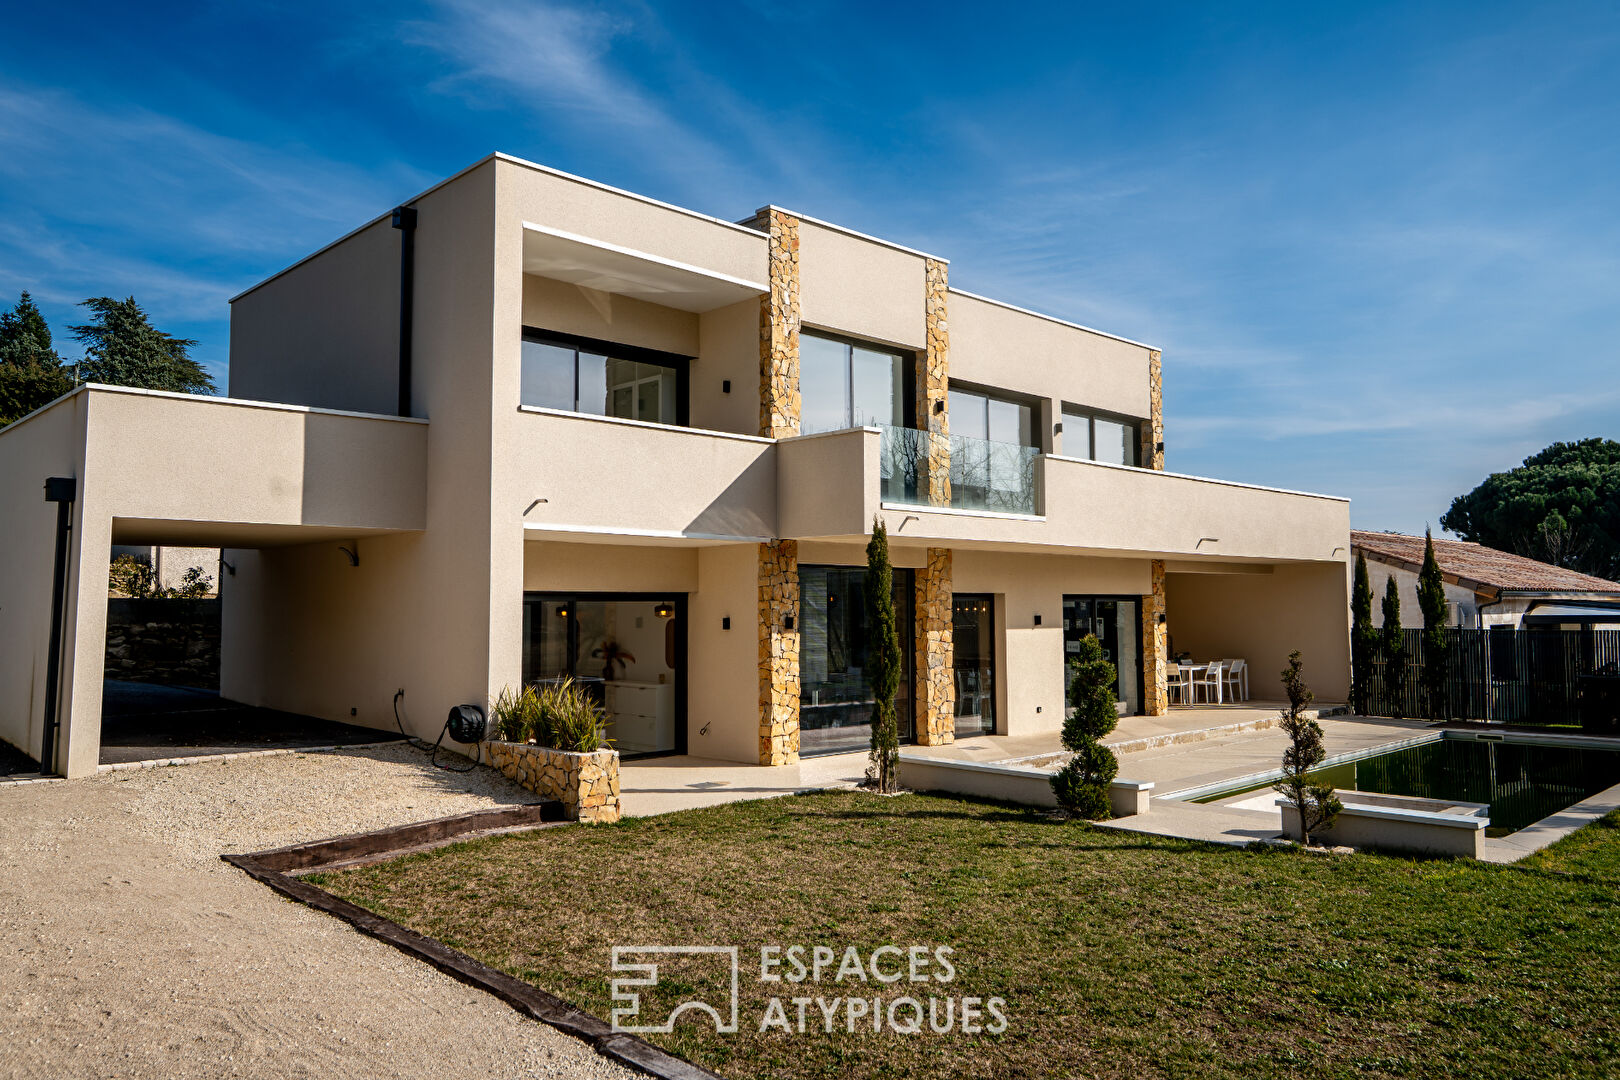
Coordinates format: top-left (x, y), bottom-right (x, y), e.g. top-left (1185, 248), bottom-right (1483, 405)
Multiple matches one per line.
top-left (0, 153), bottom-right (1351, 779)
top-left (1352, 530), bottom-right (1620, 630)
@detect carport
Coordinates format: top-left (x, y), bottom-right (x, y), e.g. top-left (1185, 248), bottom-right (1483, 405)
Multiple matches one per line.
top-left (0, 385), bottom-right (427, 777)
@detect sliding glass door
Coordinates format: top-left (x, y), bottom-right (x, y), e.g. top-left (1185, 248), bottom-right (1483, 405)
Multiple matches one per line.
top-left (1062, 596), bottom-right (1142, 715)
top-left (522, 593), bottom-right (685, 757)
top-left (953, 594), bottom-right (996, 737)
top-left (799, 565), bottom-right (915, 756)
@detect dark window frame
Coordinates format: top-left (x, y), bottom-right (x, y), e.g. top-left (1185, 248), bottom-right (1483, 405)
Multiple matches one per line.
top-left (521, 326), bottom-right (691, 427)
top-left (799, 328), bottom-right (915, 432)
top-left (947, 381), bottom-right (1042, 449)
top-left (1062, 593), bottom-right (1146, 715)
top-left (1060, 404), bottom-right (1144, 466)
top-left (521, 590), bottom-right (688, 759)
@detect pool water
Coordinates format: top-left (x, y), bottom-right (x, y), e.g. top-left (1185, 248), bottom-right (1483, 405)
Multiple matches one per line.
top-left (1195, 736), bottom-right (1620, 837)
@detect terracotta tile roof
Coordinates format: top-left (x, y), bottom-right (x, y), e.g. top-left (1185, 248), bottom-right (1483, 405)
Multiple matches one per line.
top-left (1350, 530), bottom-right (1620, 594)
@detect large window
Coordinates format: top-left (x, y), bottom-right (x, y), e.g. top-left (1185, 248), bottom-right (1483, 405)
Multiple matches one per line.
top-left (947, 387), bottom-right (1040, 513)
top-left (1063, 596), bottom-right (1142, 715)
top-left (800, 331), bottom-right (906, 435)
top-left (799, 565), bottom-right (915, 755)
top-left (523, 593), bottom-right (685, 757)
top-left (1062, 406), bottom-right (1141, 467)
top-left (521, 330), bottom-right (687, 426)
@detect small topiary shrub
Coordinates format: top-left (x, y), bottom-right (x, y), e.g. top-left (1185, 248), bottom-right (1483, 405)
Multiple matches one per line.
top-left (1051, 635), bottom-right (1120, 819)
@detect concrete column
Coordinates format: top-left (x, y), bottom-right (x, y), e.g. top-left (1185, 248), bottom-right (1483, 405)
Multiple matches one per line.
top-left (759, 209), bottom-right (801, 439)
top-left (1142, 558), bottom-right (1169, 715)
top-left (757, 539), bottom-right (800, 764)
top-left (918, 258), bottom-right (951, 505)
top-left (1140, 348), bottom-right (1164, 470)
top-left (914, 547), bottom-right (955, 744)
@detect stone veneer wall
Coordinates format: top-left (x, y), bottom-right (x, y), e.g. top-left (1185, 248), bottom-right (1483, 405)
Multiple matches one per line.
top-left (759, 209), bottom-right (801, 440)
top-left (918, 258), bottom-right (951, 505)
top-left (1141, 348), bottom-right (1164, 471)
top-left (1141, 559), bottom-right (1169, 715)
top-left (104, 598), bottom-right (220, 690)
top-left (758, 539), bottom-right (801, 765)
top-left (915, 547), bottom-right (956, 744)
top-left (482, 741), bottom-right (620, 823)
top-left (1139, 350), bottom-right (1169, 716)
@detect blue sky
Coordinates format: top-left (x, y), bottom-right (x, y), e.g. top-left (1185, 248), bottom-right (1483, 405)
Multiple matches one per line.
top-left (2, 1), bottom-right (1616, 534)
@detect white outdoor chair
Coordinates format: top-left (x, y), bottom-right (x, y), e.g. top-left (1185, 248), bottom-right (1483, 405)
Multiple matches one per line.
top-left (1196, 661), bottom-right (1225, 704)
top-left (1168, 665), bottom-right (1193, 704)
top-left (1223, 659), bottom-right (1248, 702)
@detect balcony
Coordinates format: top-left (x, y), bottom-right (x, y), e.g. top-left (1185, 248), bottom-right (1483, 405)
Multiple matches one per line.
top-left (879, 425), bottom-right (1041, 516)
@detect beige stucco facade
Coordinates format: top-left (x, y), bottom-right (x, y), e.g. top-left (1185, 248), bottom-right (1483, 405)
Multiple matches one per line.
top-left (0, 152), bottom-right (1351, 777)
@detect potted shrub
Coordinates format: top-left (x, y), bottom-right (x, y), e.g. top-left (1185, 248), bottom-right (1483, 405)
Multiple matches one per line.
top-left (484, 678), bottom-right (619, 822)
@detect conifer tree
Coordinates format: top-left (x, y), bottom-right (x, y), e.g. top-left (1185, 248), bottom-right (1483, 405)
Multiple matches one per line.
top-left (1350, 551), bottom-right (1375, 715)
top-left (1417, 527), bottom-right (1451, 719)
top-left (866, 517), bottom-right (901, 793)
top-left (71, 296), bottom-right (214, 395)
top-left (1273, 652), bottom-right (1341, 846)
top-left (1051, 635), bottom-right (1119, 819)
top-left (1381, 575), bottom-right (1407, 718)
top-left (0, 291), bottom-right (71, 425)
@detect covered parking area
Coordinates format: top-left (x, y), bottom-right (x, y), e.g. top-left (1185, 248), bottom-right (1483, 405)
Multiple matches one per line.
top-left (0, 385), bottom-right (428, 777)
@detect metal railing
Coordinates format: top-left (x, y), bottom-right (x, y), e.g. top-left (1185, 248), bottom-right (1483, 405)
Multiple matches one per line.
top-left (1357, 627), bottom-right (1620, 727)
top-left (879, 425), bottom-right (1040, 515)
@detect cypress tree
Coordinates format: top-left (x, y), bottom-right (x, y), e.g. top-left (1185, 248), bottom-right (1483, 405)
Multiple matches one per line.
top-left (1350, 551), bottom-right (1375, 715)
top-left (866, 516), bottom-right (901, 793)
top-left (1417, 527), bottom-right (1450, 719)
top-left (1381, 575), bottom-right (1407, 719)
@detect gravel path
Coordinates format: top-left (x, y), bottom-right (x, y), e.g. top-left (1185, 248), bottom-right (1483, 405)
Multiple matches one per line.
top-left (0, 745), bottom-right (638, 1080)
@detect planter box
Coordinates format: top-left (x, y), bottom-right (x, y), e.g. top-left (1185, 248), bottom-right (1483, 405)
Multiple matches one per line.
top-left (896, 753), bottom-right (1152, 817)
top-left (1280, 793), bottom-right (1486, 858)
top-left (482, 741), bottom-right (620, 823)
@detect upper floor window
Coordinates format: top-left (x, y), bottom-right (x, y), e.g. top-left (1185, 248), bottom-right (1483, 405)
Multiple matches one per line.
top-left (1062, 406), bottom-right (1140, 467)
top-left (951, 387), bottom-right (1036, 447)
top-left (521, 329), bottom-right (687, 426)
top-left (800, 331), bottom-right (906, 435)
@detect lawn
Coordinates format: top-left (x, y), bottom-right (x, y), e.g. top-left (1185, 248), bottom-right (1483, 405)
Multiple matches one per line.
top-left (312, 792), bottom-right (1620, 1079)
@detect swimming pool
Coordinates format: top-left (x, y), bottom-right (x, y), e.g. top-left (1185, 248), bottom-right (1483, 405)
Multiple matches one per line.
top-left (1187, 732), bottom-right (1620, 837)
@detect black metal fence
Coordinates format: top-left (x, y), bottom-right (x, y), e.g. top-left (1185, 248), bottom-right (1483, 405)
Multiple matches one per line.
top-left (1358, 627), bottom-right (1620, 727)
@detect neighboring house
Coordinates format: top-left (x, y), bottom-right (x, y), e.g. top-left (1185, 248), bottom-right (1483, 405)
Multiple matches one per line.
top-left (109, 545), bottom-right (220, 596)
top-left (0, 153), bottom-right (1352, 778)
top-left (1352, 530), bottom-right (1620, 629)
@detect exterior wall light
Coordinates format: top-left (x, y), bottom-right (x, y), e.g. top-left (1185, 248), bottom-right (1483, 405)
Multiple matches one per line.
top-left (783, 615), bottom-right (795, 631)
top-left (722, 617), bottom-right (731, 630)
top-left (1034, 613), bottom-right (1042, 626)
top-left (722, 379), bottom-right (731, 393)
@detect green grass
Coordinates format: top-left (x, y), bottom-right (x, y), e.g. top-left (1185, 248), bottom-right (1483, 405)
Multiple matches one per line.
top-left (312, 793), bottom-right (1620, 1079)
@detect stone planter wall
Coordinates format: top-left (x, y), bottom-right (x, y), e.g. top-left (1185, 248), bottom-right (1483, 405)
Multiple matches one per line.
top-left (482, 741), bottom-right (620, 823)
top-left (104, 598), bottom-right (220, 689)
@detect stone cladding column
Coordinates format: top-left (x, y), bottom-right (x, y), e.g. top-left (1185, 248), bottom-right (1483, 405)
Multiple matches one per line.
top-left (914, 548), bottom-right (956, 744)
top-left (758, 539), bottom-right (801, 764)
top-left (759, 209), bottom-right (801, 439)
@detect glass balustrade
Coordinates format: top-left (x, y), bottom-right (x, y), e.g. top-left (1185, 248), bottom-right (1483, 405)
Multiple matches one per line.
top-left (879, 425), bottom-right (1040, 515)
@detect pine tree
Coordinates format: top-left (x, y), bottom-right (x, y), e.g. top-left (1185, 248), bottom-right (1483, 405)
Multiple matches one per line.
top-left (1050, 635), bottom-right (1119, 819)
top-left (0, 291), bottom-right (71, 425)
top-left (0, 291), bottom-right (60, 367)
top-left (1381, 575), bottom-right (1407, 718)
top-left (866, 517), bottom-right (901, 793)
top-left (1273, 652), bottom-right (1341, 846)
top-left (70, 296), bottom-right (214, 394)
top-left (1350, 551), bottom-right (1375, 715)
top-left (1417, 527), bottom-right (1450, 719)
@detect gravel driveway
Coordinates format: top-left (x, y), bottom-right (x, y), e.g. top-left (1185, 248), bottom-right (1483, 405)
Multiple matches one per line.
top-left (0, 745), bottom-right (637, 1080)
